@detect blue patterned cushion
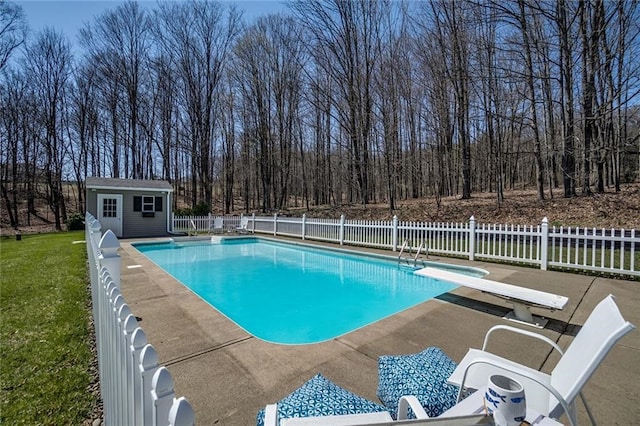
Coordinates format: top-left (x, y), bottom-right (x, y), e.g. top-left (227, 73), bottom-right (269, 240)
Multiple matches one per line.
top-left (377, 347), bottom-right (459, 418)
top-left (256, 373), bottom-right (390, 426)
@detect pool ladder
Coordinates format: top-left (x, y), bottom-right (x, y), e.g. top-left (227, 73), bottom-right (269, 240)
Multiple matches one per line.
top-left (398, 239), bottom-right (428, 267)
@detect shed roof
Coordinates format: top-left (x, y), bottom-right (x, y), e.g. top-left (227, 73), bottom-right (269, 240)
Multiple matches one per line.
top-left (86, 177), bottom-right (173, 192)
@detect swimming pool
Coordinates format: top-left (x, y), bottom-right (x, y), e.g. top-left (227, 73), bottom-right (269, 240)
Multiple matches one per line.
top-left (133, 238), bottom-right (484, 344)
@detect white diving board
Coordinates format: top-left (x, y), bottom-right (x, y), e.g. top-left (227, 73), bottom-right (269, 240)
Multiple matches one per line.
top-left (415, 267), bottom-right (568, 328)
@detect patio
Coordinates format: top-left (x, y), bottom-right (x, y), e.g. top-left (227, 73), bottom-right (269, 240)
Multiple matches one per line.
top-left (119, 238), bottom-right (639, 425)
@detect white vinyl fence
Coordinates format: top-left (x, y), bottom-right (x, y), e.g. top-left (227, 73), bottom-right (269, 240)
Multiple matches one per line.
top-left (86, 213), bottom-right (195, 426)
top-left (173, 213), bottom-right (639, 278)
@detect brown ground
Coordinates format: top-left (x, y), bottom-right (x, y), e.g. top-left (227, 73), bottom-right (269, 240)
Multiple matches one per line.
top-left (2, 183), bottom-right (639, 235)
top-left (286, 183), bottom-right (640, 230)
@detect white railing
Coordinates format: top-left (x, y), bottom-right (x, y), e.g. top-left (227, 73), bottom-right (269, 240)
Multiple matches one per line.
top-left (172, 213), bottom-right (639, 278)
top-left (172, 214), bottom-right (241, 234)
top-left (86, 213), bottom-right (195, 426)
top-left (548, 226), bottom-right (637, 274)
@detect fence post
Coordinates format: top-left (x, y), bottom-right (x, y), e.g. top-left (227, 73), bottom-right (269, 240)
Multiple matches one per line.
top-left (540, 217), bottom-right (549, 271)
top-left (151, 367), bottom-right (176, 426)
top-left (168, 397), bottom-right (195, 426)
top-left (99, 278), bottom-right (116, 425)
top-left (101, 276), bottom-right (119, 424)
top-left (140, 344), bottom-right (159, 426)
top-left (90, 219), bottom-right (102, 256)
top-left (99, 229), bottom-right (121, 289)
top-left (123, 313), bottom-right (139, 426)
top-left (131, 328), bottom-right (148, 426)
top-left (339, 214), bottom-right (345, 245)
top-left (251, 213), bottom-right (256, 233)
top-left (469, 216), bottom-right (476, 261)
top-left (113, 294), bottom-right (127, 426)
top-left (392, 215), bottom-right (398, 251)
top-left (88, 217), bottom-right (102, 328)
top-left (116, 307), bottom-right (134, 425)
top-left (302, 214), bottom-right (307, 241)
top-left (273, 213), bottom-right (278, 236)
top-left (208, 213), bottom-right (212, 231)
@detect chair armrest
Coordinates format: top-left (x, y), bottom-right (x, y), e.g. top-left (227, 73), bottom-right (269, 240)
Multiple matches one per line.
top-left (458, 358), bottom-right (575, 426)
top-left (396, 395), bottom-right (429, 420)
top-left (264, 404), bottom-right (278, 426)
top-left (482, 325), bottom-right (564, 356)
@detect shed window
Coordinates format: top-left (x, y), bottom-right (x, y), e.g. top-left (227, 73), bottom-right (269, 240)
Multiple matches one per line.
top-left (102, 198), bottom-right (117, 218)
top-left (142, 196), bottom-right (155, 212)
top-left (133, 196), bottom-right (163, 215)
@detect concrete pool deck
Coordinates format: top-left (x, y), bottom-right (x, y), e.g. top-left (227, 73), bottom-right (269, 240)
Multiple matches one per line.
top-left (119, 237), bottom-right (639, 425)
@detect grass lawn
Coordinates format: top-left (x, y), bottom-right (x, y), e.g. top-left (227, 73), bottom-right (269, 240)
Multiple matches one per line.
top-left (0, 231), bottom-right (98, 425)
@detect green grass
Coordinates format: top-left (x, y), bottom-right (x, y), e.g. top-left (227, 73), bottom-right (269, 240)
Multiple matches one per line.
top-left (0, 232), bottom-right (97, 425)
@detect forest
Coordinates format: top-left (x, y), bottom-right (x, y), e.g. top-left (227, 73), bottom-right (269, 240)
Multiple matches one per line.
top-left (1, 0), bottom-right (639, 231)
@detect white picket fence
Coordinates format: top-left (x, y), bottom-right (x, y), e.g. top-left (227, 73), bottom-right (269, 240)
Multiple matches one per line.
top-left (86, 213), bottom-right (195, 425)
top-left (173, 213), bottom-right (639, 278)
top-left (172, 214), bottom-right (241, 234)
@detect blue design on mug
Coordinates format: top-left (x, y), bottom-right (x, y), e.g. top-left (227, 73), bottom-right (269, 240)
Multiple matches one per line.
top-left (514, 416), bottom-right (526, 422)
top-left (487, 387), bottom-right (506, 402)
top-left (484, 392), bottom-right (502, 410)
top-left (510, 397), bottom-right (525, 404)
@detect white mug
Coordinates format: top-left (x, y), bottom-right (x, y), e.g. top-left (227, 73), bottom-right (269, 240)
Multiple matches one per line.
top-left (485, 374), bottom-right (526, 426)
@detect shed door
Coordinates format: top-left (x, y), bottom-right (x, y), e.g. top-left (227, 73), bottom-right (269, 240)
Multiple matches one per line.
top-left (97, 194), bottom-right (123, 237)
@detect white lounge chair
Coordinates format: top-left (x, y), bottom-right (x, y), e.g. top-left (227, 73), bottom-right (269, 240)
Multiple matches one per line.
top-left (414, 268), bottom-right (568, 327)
top-left (210, 217), bottom-right (224, 234)
top-left (236, 216), bottom-right (249, 233)
top-left (447, 294), bottom-right (635, 426)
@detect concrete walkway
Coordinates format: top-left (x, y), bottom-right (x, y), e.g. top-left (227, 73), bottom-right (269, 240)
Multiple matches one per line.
top-left (119, 238), bottom-right (639, 425)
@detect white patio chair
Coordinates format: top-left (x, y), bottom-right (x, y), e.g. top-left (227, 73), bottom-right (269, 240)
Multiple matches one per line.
top-left (236, 216), bottom-right (249, 233)
top-left (448, 294), bottom-right (635, 426)
top-left (210, 217), bottom-right (224, 234)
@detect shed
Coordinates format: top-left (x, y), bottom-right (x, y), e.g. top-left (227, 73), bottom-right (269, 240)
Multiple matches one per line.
top-left (86, 177), bottom-right (173, 238)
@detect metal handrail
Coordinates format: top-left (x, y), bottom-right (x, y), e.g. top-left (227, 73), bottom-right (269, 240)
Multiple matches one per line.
top-left (398, 239), bottom-right (409, 262)
top-left (414, 241), bottom-right (425, 266)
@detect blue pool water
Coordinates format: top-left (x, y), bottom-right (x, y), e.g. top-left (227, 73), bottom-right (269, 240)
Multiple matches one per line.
top-left (134, 238), bottom-right (473, 344)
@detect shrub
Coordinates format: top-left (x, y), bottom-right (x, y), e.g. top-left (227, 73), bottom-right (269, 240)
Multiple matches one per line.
top-left (192, 201), bottom-right (210, 216)
top-left (173, 207), bottom-right (192, 216)
top-left (66, 213), bottom-right (85, 231)
top-left (174, 202), bottom-right (210, 216)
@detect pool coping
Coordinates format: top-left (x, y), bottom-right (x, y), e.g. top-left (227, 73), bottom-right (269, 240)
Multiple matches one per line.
top-left (118, 235), bottom-right (640, 425)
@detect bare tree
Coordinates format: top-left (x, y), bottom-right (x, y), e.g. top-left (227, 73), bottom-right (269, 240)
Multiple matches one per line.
top-left (149, 53), bottom-right (176, 182)
top-left (80, 1), bottom-right (152, 179)
top-left (0, 0), bottom-right (26, 71)
top-left (0, 69), bottom-right (28, 227)
top-left (67, 60), bottom-right (100, 213)
top-left (232, 14), bottom-right (305, 212)
top-left (24, 28), bottom-right (73, 230)
top-left (294, 0), bottom-right (383, 206)
top-left (155, 0), bottom-right (241, 208)
top-left (4, 0), bottom-right (640, 227)
top-left (219, 77), bottom-right (236, 214)
top-left (373, 1), bottom-right (406, 211)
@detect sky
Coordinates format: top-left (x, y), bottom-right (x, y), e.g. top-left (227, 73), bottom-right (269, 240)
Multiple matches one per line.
top-left (16, 0), bottom-right (289, 48)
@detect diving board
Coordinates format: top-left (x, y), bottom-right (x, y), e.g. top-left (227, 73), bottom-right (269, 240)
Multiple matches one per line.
top-left (415, 267), bottom-right (568, 328)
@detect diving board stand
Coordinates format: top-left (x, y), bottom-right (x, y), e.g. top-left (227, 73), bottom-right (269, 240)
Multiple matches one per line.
top-left (415, 268), bottom-right (568, 328)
